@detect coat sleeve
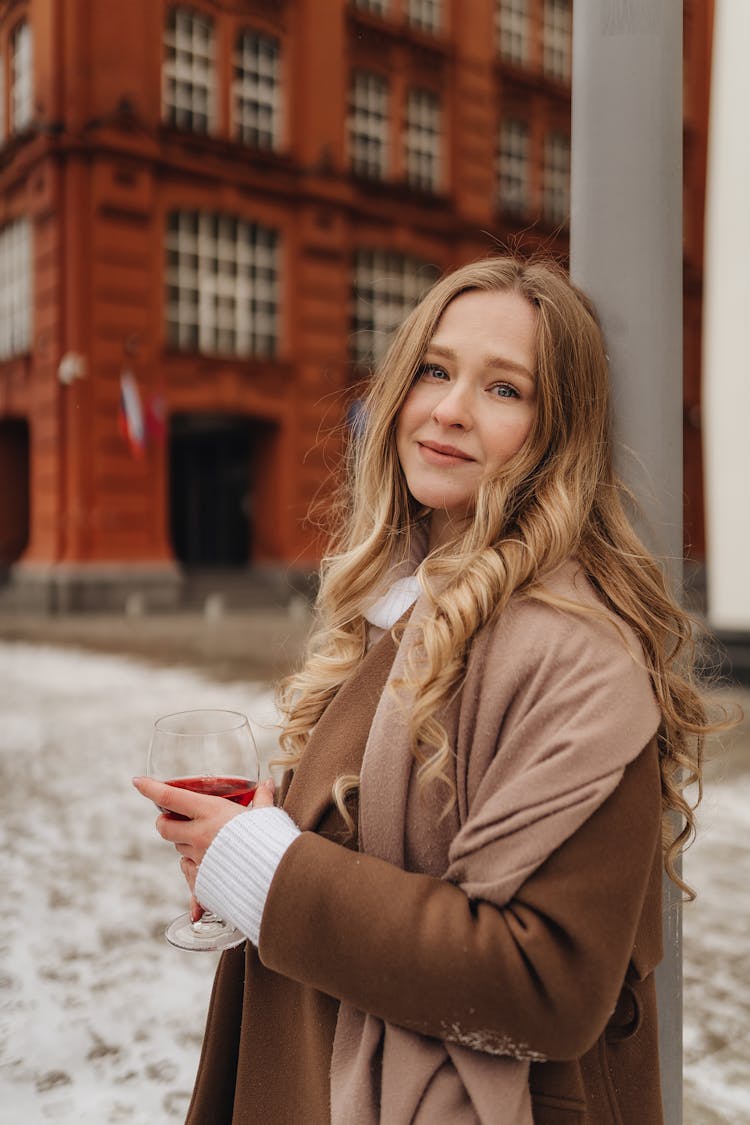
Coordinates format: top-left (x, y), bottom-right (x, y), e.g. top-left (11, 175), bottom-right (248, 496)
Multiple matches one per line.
top-left (257, 739), bottom-right (662, 1061)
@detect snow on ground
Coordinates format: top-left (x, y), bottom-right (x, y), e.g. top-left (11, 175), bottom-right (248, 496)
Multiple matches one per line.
top-left (683, 715), bottom-right (750, 1125)
top-left (0, 639), bottom-right (747, 1123)
top-left (0, 641), bottom-right (277, 1124)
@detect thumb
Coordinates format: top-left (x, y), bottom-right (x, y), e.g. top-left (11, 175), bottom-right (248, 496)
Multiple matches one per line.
top-left (252, 777), bottom-right (275, 809)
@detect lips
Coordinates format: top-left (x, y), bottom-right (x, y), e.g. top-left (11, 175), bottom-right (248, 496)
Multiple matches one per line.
top-left (418, 440), bottom-right (475, 463)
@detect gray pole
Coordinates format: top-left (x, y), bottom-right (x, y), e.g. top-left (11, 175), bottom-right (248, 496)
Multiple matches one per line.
top-left (569, 2), bottom-right (684, 1123)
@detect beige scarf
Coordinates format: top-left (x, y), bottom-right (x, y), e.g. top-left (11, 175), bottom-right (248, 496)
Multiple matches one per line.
top-left (330, 564), bottom-right (661, 1124)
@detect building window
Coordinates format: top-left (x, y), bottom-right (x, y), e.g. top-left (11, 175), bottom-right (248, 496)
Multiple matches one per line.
top-left (496, 0), bottom-right (530, 65)
top-left (0, 220), bottom-right (32, 359)
top-left (11, 22), bottom-right (33, 132)
top-left (233, 31), bottom-right (281, 149)
top-left (406, 0), bottom-right (442, 33)
top-left (166, 212), bottom-right (279, 357)
top-left (163, 7), bottom-right (216, 133)
top-left (352, 250), bottom-right (438, 365)
top-left (353, 0), bottom-right (390, 13)
top-left (497, 118), bottom-right (530, 215)
top-left (543, 131), bottom-right (570, 224)
top-left (542, 0), bottom-right (572, 81)
top-left (405, 89), bottom-right (441, 192)
top-left (349, 71), bottom-right (390, 179)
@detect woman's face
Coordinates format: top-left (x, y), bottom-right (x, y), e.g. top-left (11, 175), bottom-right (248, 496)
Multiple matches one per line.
top-left (396, 288), bottom-right (538, 547)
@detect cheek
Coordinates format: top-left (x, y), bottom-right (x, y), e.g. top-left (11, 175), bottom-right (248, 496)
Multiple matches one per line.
top-left (397, 384), bottom-right (430, 431)
top-left (485, 411), bottom-right (536, 468)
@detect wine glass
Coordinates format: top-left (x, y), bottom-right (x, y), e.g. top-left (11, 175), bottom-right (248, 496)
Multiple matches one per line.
top-left (146, 708), bottom-right (259, 952)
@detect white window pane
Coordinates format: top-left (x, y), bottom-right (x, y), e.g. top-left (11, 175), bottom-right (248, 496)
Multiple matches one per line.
top-left (542, 0), bottom-right (571, 81)
top-left (12, 22), bottom-right (33, 132)
top-left (349, 71), bottom-right (390, 179)
top-left (0, 219), bottom-right (32, 359)
top-left (351, 250), bottom-right (439, 365)
top-left (166, 210), bottom-right (279, 357)
top-left (496, 0), bottom-right (530, 64)
top-left (233, 31), bottom-right (281, 149)
top-left (163, 7), bottom-right (216, 133)
top-left (497, 118), bottom-right (530, 214)
top-left (407, 0), bottom-right (442, 33)
top-left (542, 131), bottom-right (570, 224)
top-left (405, 89), bottom-right (441, 192)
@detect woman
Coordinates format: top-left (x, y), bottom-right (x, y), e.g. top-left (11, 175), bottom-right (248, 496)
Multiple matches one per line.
top-left (134, 257), bottom-right (710, 1124)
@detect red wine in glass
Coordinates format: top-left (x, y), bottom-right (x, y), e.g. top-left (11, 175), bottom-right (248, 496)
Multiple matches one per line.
top-left (146, 709), bottom-right (260, 952)
top-left (162, 776), bottom-right (258, 819)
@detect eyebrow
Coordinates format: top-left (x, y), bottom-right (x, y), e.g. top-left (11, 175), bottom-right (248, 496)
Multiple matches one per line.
top-left (426, 343), bottom-right (535, 382)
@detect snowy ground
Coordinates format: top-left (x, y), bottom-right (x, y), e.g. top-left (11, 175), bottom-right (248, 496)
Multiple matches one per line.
top-left (683, 695), bottom-right (750, 1125)
top-left (0, 639), bottom-right (747, 1123)
top-left (0, 642), bottom-right (278, 1124)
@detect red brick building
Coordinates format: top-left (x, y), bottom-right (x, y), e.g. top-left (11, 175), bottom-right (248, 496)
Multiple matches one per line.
top-left (0, 0), bottom-right (707, 608)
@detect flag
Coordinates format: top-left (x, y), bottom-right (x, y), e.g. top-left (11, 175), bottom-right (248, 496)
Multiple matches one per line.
top-left (119, 369), bottom-right (146, 458)
top-left (145, 392), bottom-right (167, 445)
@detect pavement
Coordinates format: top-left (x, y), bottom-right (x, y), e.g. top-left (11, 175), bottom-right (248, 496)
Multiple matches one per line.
top-left (0, 605), bottom-right (313, 684)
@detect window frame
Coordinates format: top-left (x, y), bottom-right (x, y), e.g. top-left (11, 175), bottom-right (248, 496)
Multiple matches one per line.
top-left (232, 28), bottom-right (282, 150)
top-left (351, 249), bottom-right (438, 366)
top-left (0, 218), bottom-right (32, 360)
top-left (497, 117), bottom-right (531, 216)
top-left (406, 0), bottom-right (443, 35)
top-left (165, 210), bottom-right (280, 359)
top-left (542, 0), bottom-right (572, 82)
top-left (348, 70), bottom-right (391, 180)
top-left (542, 129), bottom-right (571, 225)
top-left (162, 6), bottom-right (217, 135)
top-left (404, 87), bottom-right (442, 193)
top-left (496, 0), bottom-right (530, 66)
top-left (10, 20), bottom-right (32, 133)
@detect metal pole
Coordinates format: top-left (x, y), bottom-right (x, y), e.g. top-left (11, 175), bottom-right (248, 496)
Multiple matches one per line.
top-left (569, 2), bottom-right (684, 1123)
top-left (704, 0), bottom-right (750, 634)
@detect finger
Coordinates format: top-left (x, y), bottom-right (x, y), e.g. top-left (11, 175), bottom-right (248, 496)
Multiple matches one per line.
top-left (252, 778), bottom-right (275, 809)
top-left (190, 895), bottom-right (204, 924)
top-left (132, 775), bottom-right (218, 820)
top-left (180, 856), bottom-right (197, 895)
top-left (155, 813), bottom-right (195, 845)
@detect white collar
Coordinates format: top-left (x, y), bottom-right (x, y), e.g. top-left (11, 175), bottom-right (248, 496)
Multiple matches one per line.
top-left (362, 575), bottom-right (421, 630)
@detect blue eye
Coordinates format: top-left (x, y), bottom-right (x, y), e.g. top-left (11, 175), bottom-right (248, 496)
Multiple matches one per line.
top-left (418, 363), bottom-right (449, 381)
top-left (491, 383), bottom-right (519, 399)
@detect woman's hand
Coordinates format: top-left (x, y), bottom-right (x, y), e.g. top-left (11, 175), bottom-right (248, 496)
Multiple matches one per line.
top-left (132, 775), bottom-right (275, 921)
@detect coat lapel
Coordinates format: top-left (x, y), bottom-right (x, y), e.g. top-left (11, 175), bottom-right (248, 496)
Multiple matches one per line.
top-left (281, 629), bottom-right (398, 832)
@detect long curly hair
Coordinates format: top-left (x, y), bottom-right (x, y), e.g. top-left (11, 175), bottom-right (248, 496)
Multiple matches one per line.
top-left (277, 256), bottom-right (718, 896)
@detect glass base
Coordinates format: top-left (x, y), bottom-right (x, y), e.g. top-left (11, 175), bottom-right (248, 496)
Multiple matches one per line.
top-left (165, 911), bottom-right (246, 952)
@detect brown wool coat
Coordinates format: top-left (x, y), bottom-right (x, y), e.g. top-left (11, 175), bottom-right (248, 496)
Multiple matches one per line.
top-left (187, 572), bottom-right (665, 1125)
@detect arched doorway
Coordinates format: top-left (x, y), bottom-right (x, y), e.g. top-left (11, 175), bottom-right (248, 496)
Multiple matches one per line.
top-left (0, 418), bottom-right (29, 567)
top-left (169, 413), bottom-right (278, 568)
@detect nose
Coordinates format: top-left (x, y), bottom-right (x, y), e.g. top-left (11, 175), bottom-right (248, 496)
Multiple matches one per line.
top-left (431, 381), bottom-right (473, 429)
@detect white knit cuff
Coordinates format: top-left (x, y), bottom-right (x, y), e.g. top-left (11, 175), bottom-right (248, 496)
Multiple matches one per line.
top-left (195, 806), bottom-right (301, 946)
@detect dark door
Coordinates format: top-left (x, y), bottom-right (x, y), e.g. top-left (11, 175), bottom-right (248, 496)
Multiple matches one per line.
top-left (169, 414), bottom-right (254, 567)
top-left (0, 418), bottom-right (29, 566)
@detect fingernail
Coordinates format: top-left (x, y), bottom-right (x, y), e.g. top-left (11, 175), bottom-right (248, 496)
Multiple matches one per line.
top-left (263, 778), bottom-right (275, 790)
top-left (132, 776), bottom-right (144, 786)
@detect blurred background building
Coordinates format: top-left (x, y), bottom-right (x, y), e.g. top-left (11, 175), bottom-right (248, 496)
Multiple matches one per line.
top-left (0, 0), bottom-right (712, 610)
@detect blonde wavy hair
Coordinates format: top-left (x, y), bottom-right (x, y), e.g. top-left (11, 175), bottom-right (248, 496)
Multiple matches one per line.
top-left (277, 256), bottom-right (718, 897)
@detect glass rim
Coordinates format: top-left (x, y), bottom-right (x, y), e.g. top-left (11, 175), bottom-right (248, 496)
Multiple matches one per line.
top-left (152, 708), bottom-right (251, 736)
